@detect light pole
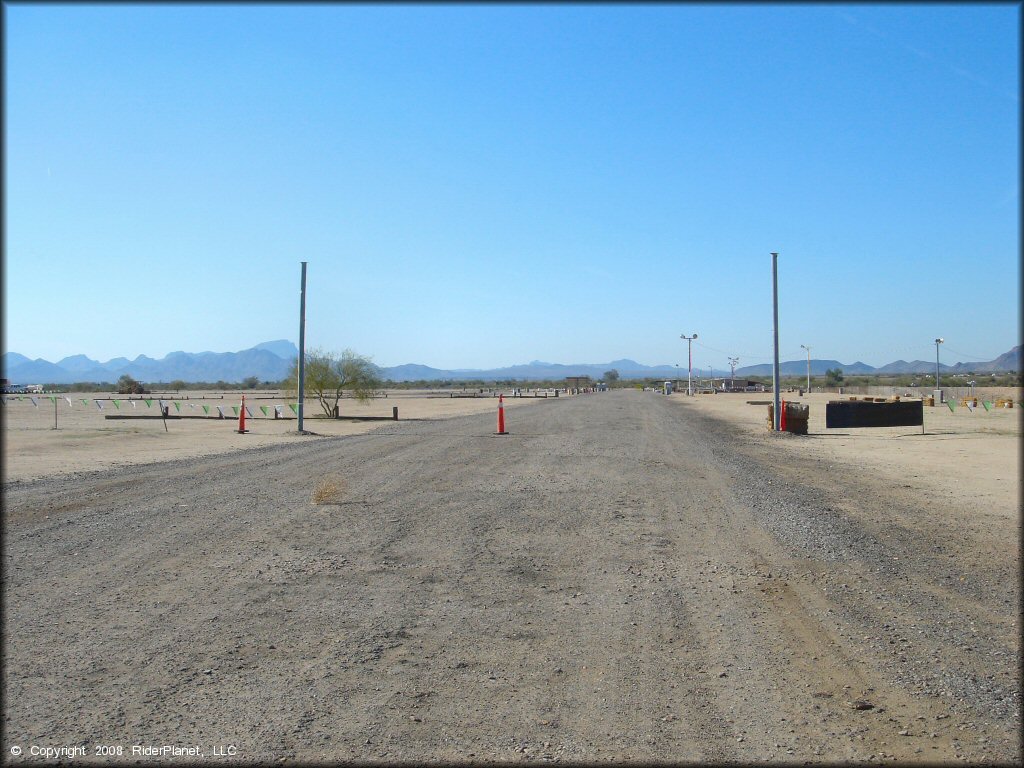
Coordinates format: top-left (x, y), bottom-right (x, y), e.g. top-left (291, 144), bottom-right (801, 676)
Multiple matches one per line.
top-left (934, 337), bottom-right (944, 390)
top-left (680, 333), bottom-right (698, 395)
top-left (297, 261), bottom-right (307, 434)
top-left (728, 357), bottom-right (738, 391)
top-left (800, 344), bottom-right (811, 393)
top-left (771, 252), bottom-right (780, 431)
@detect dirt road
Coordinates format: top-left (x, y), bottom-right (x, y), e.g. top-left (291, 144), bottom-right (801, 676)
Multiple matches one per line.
top-left (3, 390), bottom-right (1019, 763)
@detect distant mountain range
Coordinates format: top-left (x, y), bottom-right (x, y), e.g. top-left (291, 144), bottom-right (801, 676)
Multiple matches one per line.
top-left (2, 342), bottom-right (1019, 385)
top-left (378, 347), bottom-right (1020, 381)
top-left (2, 341), bottom-right (300, 385)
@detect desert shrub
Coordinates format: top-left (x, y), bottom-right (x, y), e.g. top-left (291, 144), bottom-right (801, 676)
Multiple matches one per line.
top-left (311, 475), bottom-right (347, 505)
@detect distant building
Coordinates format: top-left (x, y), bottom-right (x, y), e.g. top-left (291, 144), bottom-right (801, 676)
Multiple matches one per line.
top-left (722, 379), bottom-right (765, 392)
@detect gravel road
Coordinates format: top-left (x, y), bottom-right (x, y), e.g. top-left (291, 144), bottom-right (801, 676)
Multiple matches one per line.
top-left (3, 390), bottom-right (1019, 763)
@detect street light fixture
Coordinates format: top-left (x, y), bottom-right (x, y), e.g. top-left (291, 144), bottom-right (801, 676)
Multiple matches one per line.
top-left (800, 344), bottom-right (811, 393)
top-left (680, 333), bottom-right (698, 396)
top-left (728, 357), bottom-right (739, 391)
top-left (934, 338), bottom-right (944, 391)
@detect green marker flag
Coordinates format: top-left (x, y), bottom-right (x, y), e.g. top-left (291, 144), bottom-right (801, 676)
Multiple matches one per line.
top-left (173, 401), bottom-right (181, 412)
top-left (947, 400), bottom-right (956, 412)
top-left (144, 399), bottom-right (153, 408)
top-left (81, 399), bottom-right (89, 406)
top-left (48, 396), bottom-right (57, 403)
top-left (289, 403), bottom-right (298, 414)
top-left (112, 399), bottom-right (121, 409)
top-left (260, 405), bottom-right (269, 416)
top-left (202, 405), bottom-right (210, 414)
top-left (232, 406), bottom-right (239, 416)
top-left (982, 401), bottom-right (992, 412)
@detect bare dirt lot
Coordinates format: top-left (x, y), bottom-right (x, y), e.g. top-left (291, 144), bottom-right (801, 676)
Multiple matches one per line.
top-left (0, 389), bottom-right (549, 483)
top-left (2, 389), bottom-right (1019, 763)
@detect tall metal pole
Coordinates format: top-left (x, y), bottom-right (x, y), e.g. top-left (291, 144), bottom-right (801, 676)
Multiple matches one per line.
top-left (801, 344), bottom-right (811, 392)
top-left (934, 338), bottom-right (943, 391)
top-left (298, 261), bottom-right (307, 434)
top-left (772, 252), bottom-right (781, 431)
top-left (680, 333), bottom-right (698, 396)
top-left (729, 357), bottom-right (738, 391)
top-left (689, 344), bottom-right (692, 394)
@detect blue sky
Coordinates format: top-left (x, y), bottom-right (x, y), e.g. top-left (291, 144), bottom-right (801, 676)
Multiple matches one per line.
top-left (4, 3), bottom-right (1019, 372)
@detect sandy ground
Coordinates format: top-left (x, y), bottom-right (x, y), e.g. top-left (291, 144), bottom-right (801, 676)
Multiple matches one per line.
top-left (2, 390), bottom-right (1019, 763)
top-left (666, 391), bottom-right (1021, 522)
top-left (1, 390), bottom-right (552, 483)
top-left (5, 388), bottom-right (1017, 522)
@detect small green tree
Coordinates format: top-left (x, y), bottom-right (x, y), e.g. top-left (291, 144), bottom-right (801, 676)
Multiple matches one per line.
top-left (288, 348), bottom-right (382, 417)
top-left (603, 369), bottom-right (620, 385)
top-left (241, 376), bottom-right (259, 389)
top-left (825, 367), bottom-right (844, 386)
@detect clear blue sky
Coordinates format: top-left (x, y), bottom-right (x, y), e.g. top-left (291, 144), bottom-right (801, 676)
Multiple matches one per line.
top-left (5, 3), bottom-right (1019, 372)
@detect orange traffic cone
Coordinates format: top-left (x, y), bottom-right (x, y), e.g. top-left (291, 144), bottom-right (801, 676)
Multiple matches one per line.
top-left (237, 394), bottom-right (249, 434)
top-left (496, 393), bottom-right (508, 435)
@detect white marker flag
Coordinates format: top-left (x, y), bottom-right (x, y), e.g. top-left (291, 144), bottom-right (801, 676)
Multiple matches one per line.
top-left (30, 397), bottom-right (38, 407)
top-left (96, 400), bottom-right (104, 410)
top-left (131, 400), bottom-right (136, 408)
top-left (245, 406), bottom-right (254, 417)
top-left (216, 406), bottom-right (225, 418)
top-left (65, 397), bottom-right (73, 406)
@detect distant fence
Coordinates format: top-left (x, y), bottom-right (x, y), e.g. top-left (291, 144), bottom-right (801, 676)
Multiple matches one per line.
top-left (816, 385), bottom-right (1022, 401)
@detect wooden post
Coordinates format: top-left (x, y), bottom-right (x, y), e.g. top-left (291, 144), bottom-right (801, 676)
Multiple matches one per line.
top-left (393, 406), bottom-right (399, 420)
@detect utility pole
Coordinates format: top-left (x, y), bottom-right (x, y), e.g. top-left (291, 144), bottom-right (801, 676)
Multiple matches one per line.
top-left (934, 337), bottom-right (943, 403)
top-left (771, 252), bottom-right (781, 431)
top-left (800, 344), bottom-right (811, 392)
top-left (728, 357), bottom-right (739, 391)
top-left (298, 261), bottom-right (307, 434)
top-left (680, 333), bottom-right (698, 395)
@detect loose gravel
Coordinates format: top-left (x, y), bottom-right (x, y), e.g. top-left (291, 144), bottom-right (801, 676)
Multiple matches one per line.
top-left (2, 390), bottom-right (1019, 763)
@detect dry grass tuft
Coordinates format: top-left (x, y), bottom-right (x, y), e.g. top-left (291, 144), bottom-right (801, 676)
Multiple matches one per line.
top-left (311, 475), bottom-right (347, 505)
